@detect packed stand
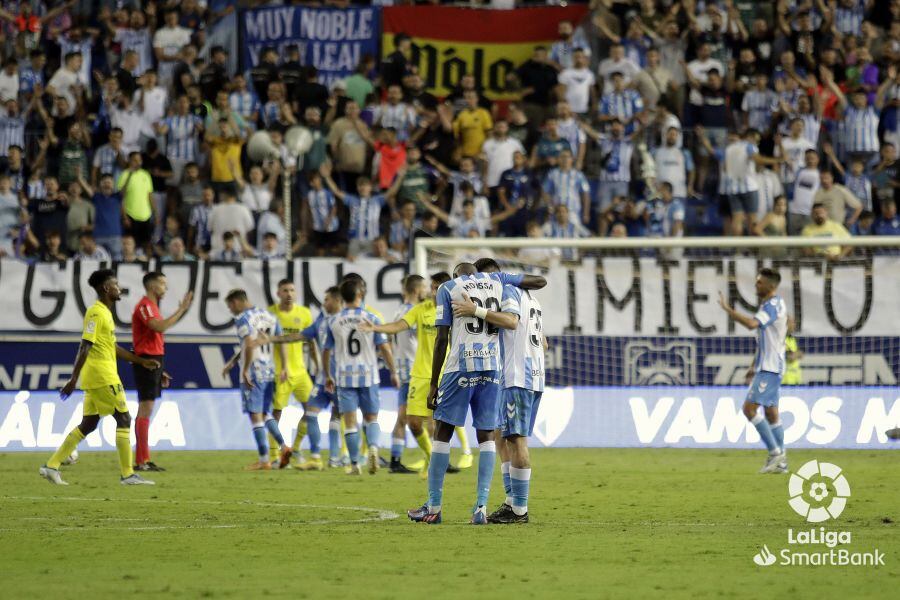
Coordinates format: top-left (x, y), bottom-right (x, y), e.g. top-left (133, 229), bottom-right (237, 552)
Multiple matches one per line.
top-left (0, 0), bottom-right (898, 264)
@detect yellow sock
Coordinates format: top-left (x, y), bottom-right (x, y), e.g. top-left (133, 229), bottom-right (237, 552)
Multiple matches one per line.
top-left (414, 430), bottom-right (432, 466)
top-left (455, 426), bottom-right (471, 454)
top-left (47, 428), bottom-right (84, 469)
top-left (268, 433), bottom-right (280, 462)
top-left (293, 419), bottom-right (308, 453)
top-left (116, 428), bottom-right (133, 478)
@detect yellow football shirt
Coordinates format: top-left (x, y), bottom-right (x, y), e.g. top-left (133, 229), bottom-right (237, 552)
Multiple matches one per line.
top-left (80, 301), bottom-right (121, 389)
top-left (365, 303), bottom-right (384, 322)
top-left (268, 303), bottom-right (313, 375)
top-left (782, 335), bottom-right (802, 385)
top-left (402, 299), bottom-right (440, 380)
top-left (801, 220), bottom-right (850, 258)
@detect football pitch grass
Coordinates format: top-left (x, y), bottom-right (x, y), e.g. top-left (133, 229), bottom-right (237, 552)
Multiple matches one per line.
top-left (1, 448), bottom-right (896, 599)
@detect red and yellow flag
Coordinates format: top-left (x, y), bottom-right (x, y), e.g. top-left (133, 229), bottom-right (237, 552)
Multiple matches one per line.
top-left (382, 6), bottom-right (590, 100)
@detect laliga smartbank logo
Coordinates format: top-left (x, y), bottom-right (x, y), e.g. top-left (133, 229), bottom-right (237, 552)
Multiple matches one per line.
top-left (752, 460), bottom-right (885, 568)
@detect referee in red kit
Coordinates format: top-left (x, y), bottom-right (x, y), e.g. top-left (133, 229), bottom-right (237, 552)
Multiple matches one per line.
top-left (132, 271), bottom-right (193, 471)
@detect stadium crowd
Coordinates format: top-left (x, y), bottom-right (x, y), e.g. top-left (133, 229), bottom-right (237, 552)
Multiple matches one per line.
top-left (0, 0), bottom-right (899, 264)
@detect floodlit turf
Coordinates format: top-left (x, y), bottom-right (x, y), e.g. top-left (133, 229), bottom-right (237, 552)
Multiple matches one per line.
top-left (1, 448), bottom-right (897, 599)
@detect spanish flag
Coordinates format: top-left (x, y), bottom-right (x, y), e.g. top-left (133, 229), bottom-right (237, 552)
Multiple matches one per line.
top-left (382, 5), bottom-right (590, 100)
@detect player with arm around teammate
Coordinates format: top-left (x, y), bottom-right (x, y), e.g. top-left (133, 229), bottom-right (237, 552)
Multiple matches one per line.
top-left (225, 289), bottom-right (293, 471)
top-left (408, 263), bottom-right (545, 525)
top-left (718, 268), bottom-right (789, 474)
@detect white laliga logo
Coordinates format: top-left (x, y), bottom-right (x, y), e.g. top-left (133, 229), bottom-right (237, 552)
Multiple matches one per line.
top-left (788, 460), bottom-right (851, 523)
top-left (753, 545), bottom-right (777, 566)
top-left (531, 388), bottom-right (574, 447)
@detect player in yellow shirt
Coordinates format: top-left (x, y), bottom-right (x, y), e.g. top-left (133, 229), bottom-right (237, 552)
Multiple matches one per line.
top-left (361, 271), bottom-right (471, 474)
top-left (40, 269), bottom-right (161, 486)
top-left (269, 279), bottom-right (316, 466)
top-left (782, 316), bottom-right (803, 385)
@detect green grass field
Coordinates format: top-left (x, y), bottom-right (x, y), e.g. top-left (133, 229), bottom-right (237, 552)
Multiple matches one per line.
top-left (1, 448), bottom-right (897, 599)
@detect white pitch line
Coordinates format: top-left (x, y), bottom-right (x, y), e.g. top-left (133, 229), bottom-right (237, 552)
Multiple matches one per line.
top-left (0, 496), bottom-right (399, 531)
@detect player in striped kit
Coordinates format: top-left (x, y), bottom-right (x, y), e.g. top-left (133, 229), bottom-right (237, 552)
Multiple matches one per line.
top-left (322, 279), bottom-right (399, 475)
top-left (408, 264), bottom-right (546, 525)
top-left (225, 289), bottom-right (293, 471)
top-left (718, 269), bottom-right (789, 474)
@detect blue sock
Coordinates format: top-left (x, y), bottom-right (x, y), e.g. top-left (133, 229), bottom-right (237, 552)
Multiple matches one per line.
top-left (428, 441), bottom-right (451, 512)
top-left (771, 420), bottom-right (784, 453)
top-left (364, 421), bottom-right (381, 450)
top-left (345, 428), bottom-right (360, 464)
top-left (328, 420), bottom-right (341, 459)
top-left (501, 461), bottom-right (512, 496)
top-left (306, 416), bottom-right (321, 455)
top-left (751, 414), bottom-right (777, 453)
top-left (391, 437), bottom-right (404, 460)
top-left (252, 425), bottom-right (268, 459)
top-left (265, 418), bottom-right (285, 447)
top-left (509, 466), bottom-right (531, 516)
top-left (476, 441), bottom-right (496, 508)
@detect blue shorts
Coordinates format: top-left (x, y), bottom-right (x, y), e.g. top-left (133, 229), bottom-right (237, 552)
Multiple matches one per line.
top-left (434, 370), bottom-right (501, 431)
top-left (397, 381), bottom-right (410, 407)
top-left (308, 384), bottom-right (336, 410)
top-left (499, 387), bottom-right (543, 438)
top-left (746, 371), bottom-right (781, 408)
top-left (242, 380), bottom-right (275, 415)
top-left (337, 385), bottom-right (380, 415)
top-left (728, 191), bottom-right (759, 214)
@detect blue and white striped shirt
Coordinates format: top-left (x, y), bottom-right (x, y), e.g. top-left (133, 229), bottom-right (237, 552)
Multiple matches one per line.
top-left (345, 194), bottom-right (385, 242)
top-left (229, 90), bottom-right (259, 121)
top-left (92, 144), bottom-right (123, 180)
top-left (721, 142), bottom-right (760, 195)
top-left (260, 101), bottom-right (281, 129)
top-left (556, 117), bottom-right (587, 156)
top-left (741, 89), bottom-right (778, 133)
top-left (162, 114), bottom-right (202, 161)
top-left (27, 179), bottom-right (46, 201)
top-left (844, 105), bottom-right (880, 153)
top-left (389, 219), bottom-right (419, 249)
top-left (324, 306), bottom-right (388, 388)
top-left (834, 0), bottom-right (865, 35)
top-left (18, 67), bottom-right (43, 95)
top-left (543, 167), bottom-right (590, 217)
top-left (434, 272), bottom-right (521, 374)
top-left (599, 90), bottom-right (643, 131)
top-left (0, 115), bottom-right (25, 157)
top-left (189, 204), bottom-right (212, 247)
top-left (754, 296), bottom-right (787, 375)
top-left (844, 173), bottom-right (872, 211)
top-left (308, 189), bottom-right (339, 232)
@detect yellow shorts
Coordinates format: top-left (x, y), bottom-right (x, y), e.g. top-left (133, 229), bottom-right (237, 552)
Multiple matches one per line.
top-left (407, 377), bottom-right (433, 418)
top-left (274, 370), bottom-right (314, 410)
top-left (83, 384), bottom-right (128, 417)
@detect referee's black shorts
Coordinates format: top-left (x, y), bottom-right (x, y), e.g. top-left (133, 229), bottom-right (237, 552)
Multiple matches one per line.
top-left (133, 354), bottom-right (164, 401)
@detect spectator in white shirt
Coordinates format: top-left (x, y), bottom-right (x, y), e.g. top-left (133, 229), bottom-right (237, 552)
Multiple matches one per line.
top-left (133, 70), bottom-right (168, 129)
top-left (790, 150), bottom-right (821, 235)
top-left (46, 52), bottom-right (83, 116)
top-left (153, 9), bottom-right (194, 86)
top-left (597, 43), bottom-right (641, 94)
top-left (557, 48), bottom-right (595, 115)
top-left (209, 190), bottom-right (254, 255)
top-left (480, 120), bottom-right (525, 190)
top-left (0, 58), bottom-right (18, 103)
top-left (779, 119), bottom-right (815, 194)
